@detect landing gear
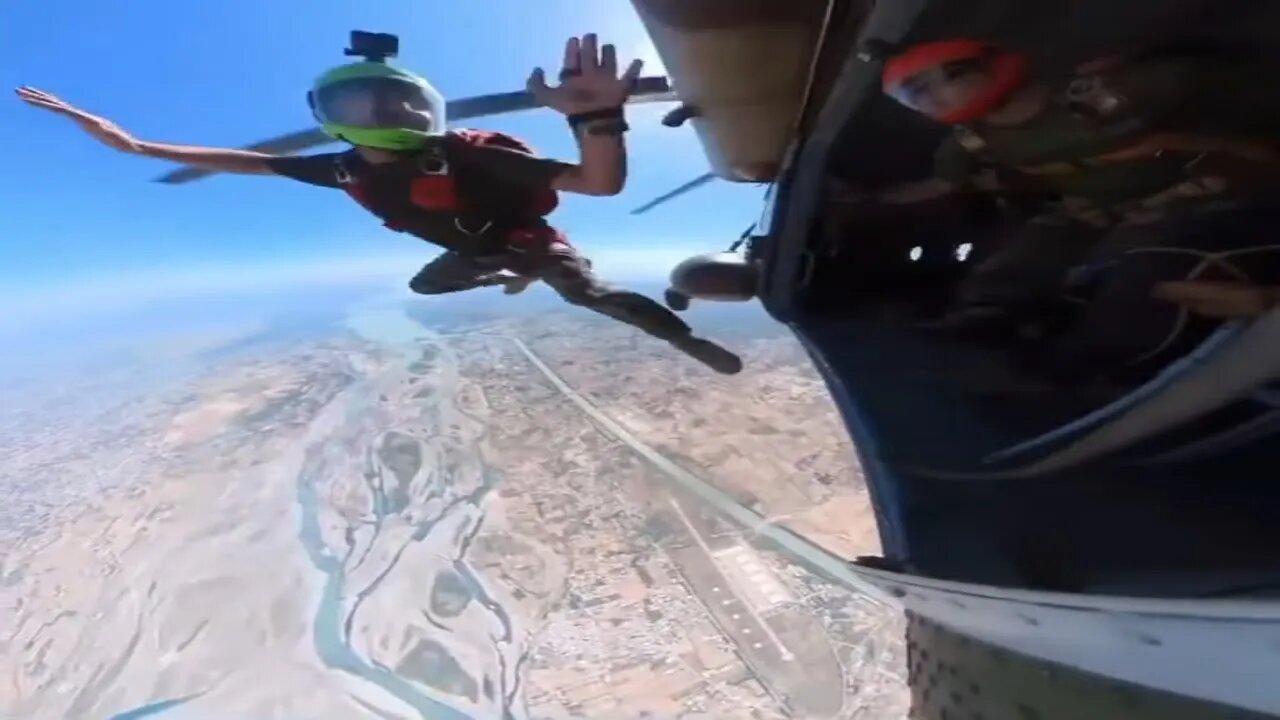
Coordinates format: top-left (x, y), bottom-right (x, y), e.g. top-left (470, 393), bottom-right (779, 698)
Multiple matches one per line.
top-left (664, 288), bottom-right (691, 311)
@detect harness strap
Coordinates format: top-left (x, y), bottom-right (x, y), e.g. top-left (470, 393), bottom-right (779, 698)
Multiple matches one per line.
top-left (333, 148), bottom-right (569, 250)
top-left (335, 155), bottom-right (407, 233)
top-left (335, 150), bottom-right (456, 233)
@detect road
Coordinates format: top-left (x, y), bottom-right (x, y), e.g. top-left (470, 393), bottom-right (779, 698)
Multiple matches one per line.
top-left (509, 337), bottom-right (858, 718)
top-left (508, 337), bottom-right (892, 604)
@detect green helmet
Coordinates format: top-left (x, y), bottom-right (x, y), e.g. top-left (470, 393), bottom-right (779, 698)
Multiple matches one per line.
top-left (307, 61), bottom-right (447, 151)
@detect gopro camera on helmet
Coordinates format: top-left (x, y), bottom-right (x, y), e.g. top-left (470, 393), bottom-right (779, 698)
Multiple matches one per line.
top-left (346, 30), bottom-right (399, 63)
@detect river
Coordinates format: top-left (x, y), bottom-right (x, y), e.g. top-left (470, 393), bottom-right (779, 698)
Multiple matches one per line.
top-left (110, 297), bottom-right (529, 720)
top-left (288, 297), bottom-right (528, 719)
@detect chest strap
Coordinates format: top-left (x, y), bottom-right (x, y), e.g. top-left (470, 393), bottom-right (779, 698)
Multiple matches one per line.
top-left (334, 149), bottom-right (480, 231)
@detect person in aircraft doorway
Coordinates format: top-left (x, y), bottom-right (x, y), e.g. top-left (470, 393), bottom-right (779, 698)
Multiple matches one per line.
top-left (850, 39), bottom-right (1280, 379)
top-left (15, 34), bottom-right (743, 375)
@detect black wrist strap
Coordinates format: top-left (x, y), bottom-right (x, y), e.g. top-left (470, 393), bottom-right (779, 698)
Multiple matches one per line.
top-left (584, 119), bottom-right (628, 136)
top-left (567, 107), bottom-right (624, 129)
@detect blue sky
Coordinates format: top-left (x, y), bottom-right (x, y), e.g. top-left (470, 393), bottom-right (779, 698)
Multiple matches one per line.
top-left (0, 0), bottom-right (766, 326)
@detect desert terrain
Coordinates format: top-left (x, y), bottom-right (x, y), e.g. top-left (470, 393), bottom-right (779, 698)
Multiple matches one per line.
top-left (0, 300), bottom-right (906, 719)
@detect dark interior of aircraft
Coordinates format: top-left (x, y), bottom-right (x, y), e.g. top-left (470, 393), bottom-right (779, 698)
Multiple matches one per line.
top-left (774, 0), bottom-right (1280, 595)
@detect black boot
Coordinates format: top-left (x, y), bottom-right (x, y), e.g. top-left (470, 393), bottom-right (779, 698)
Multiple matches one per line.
top-left (664, 288), bottom-right (691, 311)
top-left (669, 333), bottom-right (744, 375)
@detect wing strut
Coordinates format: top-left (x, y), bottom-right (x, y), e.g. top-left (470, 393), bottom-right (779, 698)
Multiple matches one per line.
top-left (630, 172), bottom-right (717, 215)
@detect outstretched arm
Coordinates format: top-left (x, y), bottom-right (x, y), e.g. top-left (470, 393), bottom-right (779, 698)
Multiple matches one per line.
top-left (15, 86), bottom-right (279, 175)
top-left (527, 35), bottom-right (641, 196)
top-left (133, 141), bottom-right (276, 175)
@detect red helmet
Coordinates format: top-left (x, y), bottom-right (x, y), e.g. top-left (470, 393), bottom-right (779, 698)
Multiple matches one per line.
top-left (881, 39), bottom-right (1028, 124)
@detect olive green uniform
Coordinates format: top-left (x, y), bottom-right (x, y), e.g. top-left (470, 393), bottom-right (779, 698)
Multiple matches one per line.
top-left (934, 53), bottom-right (1280, 316)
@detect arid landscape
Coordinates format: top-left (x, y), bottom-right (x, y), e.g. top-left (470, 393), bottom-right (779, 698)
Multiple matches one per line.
top-left (0, 294), bottom-right (907, 719)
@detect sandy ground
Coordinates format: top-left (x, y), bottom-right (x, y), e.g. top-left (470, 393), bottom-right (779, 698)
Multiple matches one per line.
top-left (455, 321), bottom-right (909, 719)
top-left (1, 309), bottom-right (906, 720)
top-left (521, 318), bottom-right (884, 561)
top-left (1, 346), bottom-right (382, 719)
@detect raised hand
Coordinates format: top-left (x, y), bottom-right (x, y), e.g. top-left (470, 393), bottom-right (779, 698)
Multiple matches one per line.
top-left (526, 34), bottom-right (643, 116)
top-left (14, 86), bottom-right (142, 153)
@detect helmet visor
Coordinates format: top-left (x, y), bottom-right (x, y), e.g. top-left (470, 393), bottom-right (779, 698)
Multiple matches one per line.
top-left (311, 76), bottom-right (443, 133)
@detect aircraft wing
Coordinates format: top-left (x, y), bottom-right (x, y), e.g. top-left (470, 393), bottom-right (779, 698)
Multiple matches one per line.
top-left (155, 76), bottom-right (676, 184)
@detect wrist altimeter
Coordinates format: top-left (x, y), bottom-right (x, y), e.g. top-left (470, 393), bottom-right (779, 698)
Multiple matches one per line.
top-left (567, 107), bottom-right (628, 136)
